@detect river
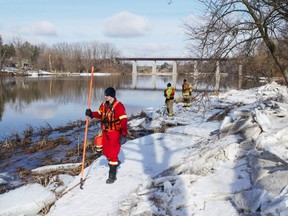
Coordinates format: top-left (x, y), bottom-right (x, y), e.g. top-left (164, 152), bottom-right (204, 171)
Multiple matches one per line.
top-left (0, 72), bottom-right (255, 139)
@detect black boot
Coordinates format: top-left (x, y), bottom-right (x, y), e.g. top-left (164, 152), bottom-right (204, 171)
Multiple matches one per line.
top-left (106, 165), bottom-right (117, 184)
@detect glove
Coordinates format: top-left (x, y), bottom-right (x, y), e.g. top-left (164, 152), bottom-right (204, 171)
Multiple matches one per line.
top-left (120, 135), bottom-right (127, 145)
top-left (85, 109), bottom-right (93, 118)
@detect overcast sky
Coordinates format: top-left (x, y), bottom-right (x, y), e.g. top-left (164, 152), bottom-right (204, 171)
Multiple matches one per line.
top-left (0, 0), bottom-right (203, 57)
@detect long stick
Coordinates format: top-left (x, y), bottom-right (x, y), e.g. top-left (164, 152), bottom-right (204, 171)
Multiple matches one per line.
top-left (80, 66), bottom-right (94, 189)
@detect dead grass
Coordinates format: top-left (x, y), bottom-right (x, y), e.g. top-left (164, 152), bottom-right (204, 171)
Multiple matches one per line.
top-left (0, 112), bottom-right (157, 195)
top-left (23, 124), bottom-right (34, 137)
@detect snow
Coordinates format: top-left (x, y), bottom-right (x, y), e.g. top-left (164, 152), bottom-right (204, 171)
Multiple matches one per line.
top-left (0, 184), bottom-right (55, 215)
top-left (1, 81), bottom-right (288, 215)
top-left (31, 163), bottom-right (82, 174)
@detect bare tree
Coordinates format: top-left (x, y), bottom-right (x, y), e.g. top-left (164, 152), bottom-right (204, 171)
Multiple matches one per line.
top-left (1, 34), bottom-right (121, 74)
top-left (184, 0), bottom-right (288, 85)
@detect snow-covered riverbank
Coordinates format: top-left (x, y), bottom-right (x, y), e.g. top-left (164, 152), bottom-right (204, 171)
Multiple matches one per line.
top-left (1, 81), bottom-right (288, 215)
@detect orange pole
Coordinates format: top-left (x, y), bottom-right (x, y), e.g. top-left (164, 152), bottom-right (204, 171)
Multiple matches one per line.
top-left (80, 66), bottom-right (94, 189)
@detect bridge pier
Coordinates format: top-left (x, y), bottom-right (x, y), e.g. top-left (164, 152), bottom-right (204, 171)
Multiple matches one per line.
top-left (172, 73), bottom-right (177, 89)
top-left (152, 61), bottom-right (157, 75)
top-left (132, 61), bottom-right (137, 74)
top-left (238, 64), bottom-right (242, 89)
top-left (152, 74), bottom-right (157, 89)
top-left (215, 61), bottom-right (220, 91)
top-left (172, 61), bottom-right (177, 75)
top-left (132, 71), bottom-right (137, 89)
top-left (193, 61), bottom-right (198, 87)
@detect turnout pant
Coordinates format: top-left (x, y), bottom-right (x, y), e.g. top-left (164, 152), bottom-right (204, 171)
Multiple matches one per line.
top-left (165, 99), bottom-right (174, 116)
top-left (102, 130), bottom-right (121, 166)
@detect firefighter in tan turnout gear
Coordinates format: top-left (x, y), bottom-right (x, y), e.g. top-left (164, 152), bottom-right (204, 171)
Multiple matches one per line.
top-left (182, 79), bottom-right (192, 107)
top-left (164, 83), bottom-right (175, 117)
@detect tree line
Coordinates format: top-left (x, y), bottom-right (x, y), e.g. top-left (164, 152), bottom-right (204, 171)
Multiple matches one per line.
top-left (0, 36), bottom-right (125, 74)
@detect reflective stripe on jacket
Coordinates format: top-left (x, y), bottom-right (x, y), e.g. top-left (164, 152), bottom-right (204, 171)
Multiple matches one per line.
top-left (164, 87), bottom-right (175, 99)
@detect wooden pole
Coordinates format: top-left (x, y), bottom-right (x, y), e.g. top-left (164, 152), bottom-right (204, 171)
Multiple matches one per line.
top-left (80, 66), bottom-right (94, 189)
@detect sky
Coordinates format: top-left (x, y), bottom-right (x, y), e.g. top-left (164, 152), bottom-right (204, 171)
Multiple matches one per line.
top-left (1, 81), bottom-right (288, 215)
top-left (0, 0), bottom-right (204, 57)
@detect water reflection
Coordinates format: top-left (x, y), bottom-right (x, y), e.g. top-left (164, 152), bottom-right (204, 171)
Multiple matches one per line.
top-left (0, 73), bottom-right (258, 138)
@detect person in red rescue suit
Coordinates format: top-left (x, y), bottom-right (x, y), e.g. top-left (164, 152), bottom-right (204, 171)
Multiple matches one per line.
top-left (182, 79), bottom-right (192, 107)
top-left (85, 87), bottom-right (128, 184)
top-left (164, 83), bottom-right (175, 116)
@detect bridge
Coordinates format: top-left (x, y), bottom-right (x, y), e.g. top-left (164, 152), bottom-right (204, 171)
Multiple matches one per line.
top-left (116, 57), bottom-right (242, 90)
top-left (116, 57), bottom-right (228, 75)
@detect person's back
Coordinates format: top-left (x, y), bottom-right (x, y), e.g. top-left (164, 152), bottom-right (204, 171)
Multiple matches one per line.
top-left (164, 83), bottom-right (175, 116)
